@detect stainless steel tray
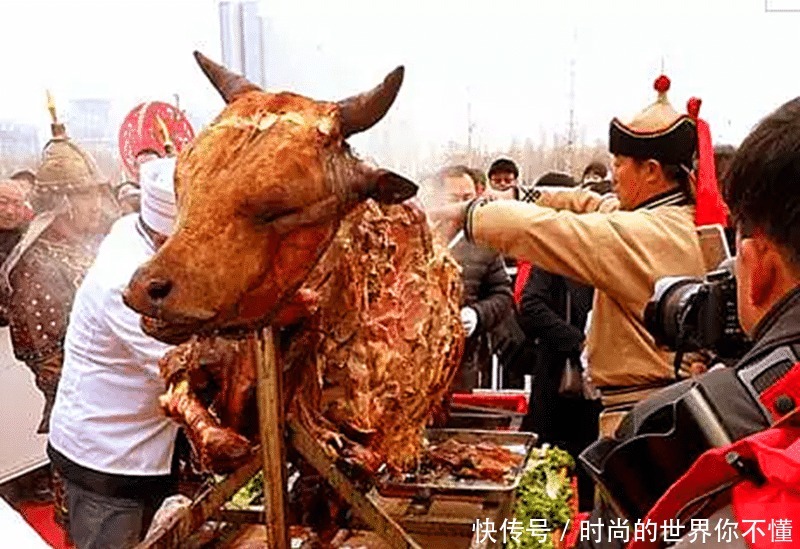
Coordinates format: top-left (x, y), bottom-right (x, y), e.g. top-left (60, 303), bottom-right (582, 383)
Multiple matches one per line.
top-left (447, 403), bottom-right (525, 430)
top-left (376, 428), bottom-right (538, 498)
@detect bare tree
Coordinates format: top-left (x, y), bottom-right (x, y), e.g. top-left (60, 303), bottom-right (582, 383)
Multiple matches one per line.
top-left (428, 129), bottom-right (609, 184)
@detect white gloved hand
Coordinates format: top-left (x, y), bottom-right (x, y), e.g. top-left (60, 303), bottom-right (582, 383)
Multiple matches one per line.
top-left (460, 306), bottom-right (478, 337)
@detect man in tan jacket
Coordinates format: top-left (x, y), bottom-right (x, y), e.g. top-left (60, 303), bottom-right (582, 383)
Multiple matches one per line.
top-left (438, 77), bottom-right (715, 435)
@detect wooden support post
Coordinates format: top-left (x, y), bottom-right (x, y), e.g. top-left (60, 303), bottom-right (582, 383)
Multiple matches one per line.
top-left (254, 327), bottom-right (290, 548)
top-left (289, 418), bottom-right (422, 549)
top-left (136, 453), bottom-right (262, 549)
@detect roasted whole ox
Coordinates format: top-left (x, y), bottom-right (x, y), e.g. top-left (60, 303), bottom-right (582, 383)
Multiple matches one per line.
top-left (124, 53), bottom-right (464, 475)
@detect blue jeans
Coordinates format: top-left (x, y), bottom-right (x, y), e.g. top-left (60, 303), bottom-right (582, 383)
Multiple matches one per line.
top-left (64, 480), bottom-right (164, 549)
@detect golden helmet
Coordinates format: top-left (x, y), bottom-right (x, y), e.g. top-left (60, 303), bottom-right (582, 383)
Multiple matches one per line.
top-left (35, 91), bottom-right (109, 195)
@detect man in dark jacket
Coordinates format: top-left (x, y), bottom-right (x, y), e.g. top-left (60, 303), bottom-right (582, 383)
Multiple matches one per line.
top-left (519, 268), bottom-right (599, 505)
top-left (517, 171), bottom-right (602, 511)
top-left (580, 161), bottom-right (613, 196)
top-left (486, 157), bottom-right (520, 200)
top-left (435, 165), bottom-right (513, 390)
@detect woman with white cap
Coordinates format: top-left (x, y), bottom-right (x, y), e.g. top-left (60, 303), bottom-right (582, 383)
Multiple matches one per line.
top-left (47, 157), bottom-right (181, 549)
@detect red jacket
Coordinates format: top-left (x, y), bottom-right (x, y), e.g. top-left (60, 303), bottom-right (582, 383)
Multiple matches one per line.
top-left (630, 423), bottom-right (800, 549)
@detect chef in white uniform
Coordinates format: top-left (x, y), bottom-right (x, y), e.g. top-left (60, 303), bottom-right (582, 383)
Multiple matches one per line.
top-left (47, 157), bottom-right (180, 549)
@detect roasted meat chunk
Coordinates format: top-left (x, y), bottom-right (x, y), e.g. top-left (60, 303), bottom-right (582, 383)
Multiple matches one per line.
top-left (157, 201), bottom-right (463, 477)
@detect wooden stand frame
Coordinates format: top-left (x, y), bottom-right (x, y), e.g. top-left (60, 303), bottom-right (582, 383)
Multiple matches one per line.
top-left (288, 418), bottom-right (421, 548)
top-left (138, 327), bottom-right (421, 548)
top-left (137, 453), bottom-right (262, 549)
top-left (253, 328), bottom-right (290, 548)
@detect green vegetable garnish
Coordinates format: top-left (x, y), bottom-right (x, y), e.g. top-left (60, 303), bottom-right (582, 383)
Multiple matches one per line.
top-left (506, 446), bottom-right (575, 549)
top-left (229, 471), bottom-right (264, 509)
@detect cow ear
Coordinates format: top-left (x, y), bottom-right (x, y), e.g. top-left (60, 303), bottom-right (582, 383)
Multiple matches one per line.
top-left (329, 156), bottom-right (418, 205)
top-left (368, 170), bottom-right (418, 204)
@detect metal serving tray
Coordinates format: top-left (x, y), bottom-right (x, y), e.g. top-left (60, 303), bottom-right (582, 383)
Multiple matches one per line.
top-left (446, 403), bottom-right (525, 430)
top-left (376, 428), bottom-right (538, 498)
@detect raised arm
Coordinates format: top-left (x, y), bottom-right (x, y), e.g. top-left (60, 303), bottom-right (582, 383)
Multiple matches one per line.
top-left (468, 200), bottom-right (700, 305)
top-left (528, 186), bottom-right (620, 214)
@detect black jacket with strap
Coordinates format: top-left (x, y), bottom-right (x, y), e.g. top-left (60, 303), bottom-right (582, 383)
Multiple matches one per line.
top-left (518, 268), bottom-right (593, 356)
top-left (578, 285), bottom-right (800, 547)
top-left (450, 239), bottom-right (513, 390)
top-left (451, 239), bottom-right (513, 332)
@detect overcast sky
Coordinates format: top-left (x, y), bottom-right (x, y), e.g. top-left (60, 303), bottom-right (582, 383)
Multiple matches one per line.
top-left (2, 0), bottom-right (800, 172)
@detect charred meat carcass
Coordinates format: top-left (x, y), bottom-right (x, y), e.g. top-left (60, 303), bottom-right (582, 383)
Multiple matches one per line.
top-left (156, 201), bottom-right (463, 476)
top-left (124, 52), bottom-right (464, 477)
top-left (287, 200), bottom-right (463, 474)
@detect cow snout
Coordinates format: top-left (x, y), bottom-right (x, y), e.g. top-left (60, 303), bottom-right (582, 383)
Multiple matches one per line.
top-left (124, 265), bottom-right (165, 317)
top-left (147, 278), bottom-right (173, 301)
top-left (124, 264), bottom-right (218, 324)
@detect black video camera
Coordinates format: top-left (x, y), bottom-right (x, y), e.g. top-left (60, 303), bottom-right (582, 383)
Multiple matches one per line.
top-left (579, 262), bottom-right (792, 524)
top-left (644, 259), bottom-right (751, 374)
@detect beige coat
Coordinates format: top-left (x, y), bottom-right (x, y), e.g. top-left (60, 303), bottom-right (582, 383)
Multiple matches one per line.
top-left (471, 189), bottom-right (706, 406)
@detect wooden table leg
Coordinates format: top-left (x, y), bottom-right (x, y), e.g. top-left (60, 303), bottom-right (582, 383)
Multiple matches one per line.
top-left (254, 328), bottom-right (289, 548)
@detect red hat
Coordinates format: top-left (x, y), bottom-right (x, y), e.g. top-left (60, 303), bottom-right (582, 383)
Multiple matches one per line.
top-left (687, 97), bottom-right (729, 227)
top-left (118, 101), bottom-right (195, 178)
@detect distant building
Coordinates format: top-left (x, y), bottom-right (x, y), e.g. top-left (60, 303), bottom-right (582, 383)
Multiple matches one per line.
top-left (0, 121), bottom-right (39, 157)
top-left (68, 98), bottom-right (114, 147)
top-left (0, 121), bottom-right (39, 176)
top-left (219, 1), bottom-right (265, 88)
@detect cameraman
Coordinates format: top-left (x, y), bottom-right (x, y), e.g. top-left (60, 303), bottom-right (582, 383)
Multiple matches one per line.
top-left (669, 97), bottom-right (800, 547)
top-left (581, 97), bottom-right (800, 548)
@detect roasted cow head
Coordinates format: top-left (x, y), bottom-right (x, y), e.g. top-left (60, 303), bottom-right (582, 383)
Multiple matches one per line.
top-left (124, 52), bottom-right (416, 342)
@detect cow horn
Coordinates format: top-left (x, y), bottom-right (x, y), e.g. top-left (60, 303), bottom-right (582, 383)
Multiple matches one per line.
top-left (337, 66), bottom-right (405, 138)
top-left (193, 51), bottom-right (261, 104)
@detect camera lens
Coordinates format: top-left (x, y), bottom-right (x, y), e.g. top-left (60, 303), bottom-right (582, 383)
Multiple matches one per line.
top-left (644, 277), bottom-right (704, 350)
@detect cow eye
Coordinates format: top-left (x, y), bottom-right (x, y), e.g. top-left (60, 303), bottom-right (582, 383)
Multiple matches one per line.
top-left (257, 206), bottom-right (302, 224)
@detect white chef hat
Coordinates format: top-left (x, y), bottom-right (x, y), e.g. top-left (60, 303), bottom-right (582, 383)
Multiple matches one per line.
top-left (139, 157), bottom-right (177, 235)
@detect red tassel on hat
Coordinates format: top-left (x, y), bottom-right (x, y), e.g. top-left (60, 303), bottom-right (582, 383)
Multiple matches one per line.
top-left (687, 97), bottom-right (729, 227)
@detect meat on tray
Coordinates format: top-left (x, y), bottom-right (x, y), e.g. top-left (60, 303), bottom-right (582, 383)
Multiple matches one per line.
top-left (425, 438), bottom-right (524, 482)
